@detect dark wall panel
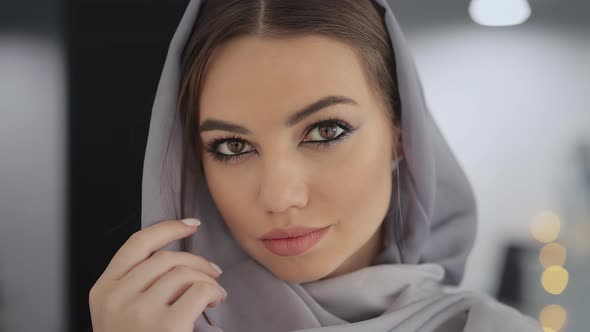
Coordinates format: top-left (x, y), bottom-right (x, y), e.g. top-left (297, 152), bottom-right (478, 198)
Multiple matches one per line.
top-left (66, 1), bottom-right (188, 330)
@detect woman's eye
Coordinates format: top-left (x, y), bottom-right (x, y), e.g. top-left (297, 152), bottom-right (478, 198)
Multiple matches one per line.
top-left (305, 123), bottom-right (345, 142)
top-left (205, 119), bottom-right (355, 164)
top-left (205, 137), bottom-right (255, 163)
top-left (216, 140), bottom-right (253, 155)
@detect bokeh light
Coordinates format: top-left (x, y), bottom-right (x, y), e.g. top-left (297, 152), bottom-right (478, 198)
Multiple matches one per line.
top-left (469, 0), bottom-right (532, 27)
top-left (539, 243), bottom-right (567, 268)
top-left (539, 304), bottom-right (567, 331)
top-left (531, 211), bottom-right (561, 243)
top-left (541, 266), bottom-right (569, 295)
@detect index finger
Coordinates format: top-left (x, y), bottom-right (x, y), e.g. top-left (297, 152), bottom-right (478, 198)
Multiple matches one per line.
top-left (101, 219), bottom-right (201, 280)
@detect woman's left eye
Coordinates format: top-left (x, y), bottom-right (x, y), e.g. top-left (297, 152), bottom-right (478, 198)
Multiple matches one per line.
top-left (302, 119), bottom-right (354, 146)
top-left (305, 124), bottom-right (344, 141)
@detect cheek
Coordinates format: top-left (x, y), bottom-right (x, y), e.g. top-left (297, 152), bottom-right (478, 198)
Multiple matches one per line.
top-left (202, 161), bottom-right (256, 235)
top-left (317, 130), bottom-right (391, 198)
top-left (313, 125), bottom-right (392, 230)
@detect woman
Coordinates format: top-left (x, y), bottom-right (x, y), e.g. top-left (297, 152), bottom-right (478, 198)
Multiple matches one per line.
top-left (89, 0), bottom-right (541, 331)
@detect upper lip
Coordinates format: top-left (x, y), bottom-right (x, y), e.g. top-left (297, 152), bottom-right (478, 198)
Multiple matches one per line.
top-left (260, 225), bottom-right (329, 240)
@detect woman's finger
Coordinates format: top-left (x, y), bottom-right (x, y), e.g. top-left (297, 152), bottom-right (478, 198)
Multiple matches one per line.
top-left (101, 219), bottom-right (200, 281)
top-left (118, 250), bottom-right (222, 296)
top-left (167, 281), bottom-right (227, 323)
top-left (141, 265), bottom-right (221, 305)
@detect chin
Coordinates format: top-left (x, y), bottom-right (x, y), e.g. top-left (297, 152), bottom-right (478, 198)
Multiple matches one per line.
top-left (242, 237), bottom-right (345, 283)
top-left (261, 254), bottom-right (343, 283)
top-left (270, 267), bottom-right (326, 283)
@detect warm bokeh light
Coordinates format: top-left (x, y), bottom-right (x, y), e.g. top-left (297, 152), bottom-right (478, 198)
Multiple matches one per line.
top-left (539, 304), bottom-right (567, 331)
top-left (542, 328), bottom-right (556, 332)
top-left (531, 211), bottom-right (561, 243)
top-left (541, 266), bottom-right (569, 295)
top-left (539, 243), bottom-right (567, 268)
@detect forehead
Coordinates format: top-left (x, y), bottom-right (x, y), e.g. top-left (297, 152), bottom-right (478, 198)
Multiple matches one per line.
top-left (198, 34), bottom-right (372, 122)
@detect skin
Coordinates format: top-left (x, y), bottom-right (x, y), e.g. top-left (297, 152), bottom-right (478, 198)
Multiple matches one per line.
top-left (199, 34), bottom-right (400, 283)
top-left (89, 220), bottom-right (227, 332)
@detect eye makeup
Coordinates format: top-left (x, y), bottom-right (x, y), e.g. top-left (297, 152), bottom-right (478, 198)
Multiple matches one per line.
top-left (203, 117), bottom-right (357, 164)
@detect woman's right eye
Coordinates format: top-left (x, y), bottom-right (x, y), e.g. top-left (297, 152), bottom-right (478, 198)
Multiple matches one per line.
top-left (206, 137), bottom-right (256, 163)
top-left (217, 141), bottom-right (249, 155)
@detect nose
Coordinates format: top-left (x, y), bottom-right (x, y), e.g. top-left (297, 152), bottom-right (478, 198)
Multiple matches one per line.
top-left (257, 153), bottom-right (309, 214)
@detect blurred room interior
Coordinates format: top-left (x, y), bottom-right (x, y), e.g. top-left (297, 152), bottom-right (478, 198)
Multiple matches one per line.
top-left (0, 0), bottom-right (588, 331)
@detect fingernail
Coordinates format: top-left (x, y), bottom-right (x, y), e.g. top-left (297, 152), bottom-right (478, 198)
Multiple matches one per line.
top-left (209, 262), bottom-right (223, 274)
top-left (219, 285), bottom-right (228, 298)
top-left (181, 218), bottom-right (201, 227)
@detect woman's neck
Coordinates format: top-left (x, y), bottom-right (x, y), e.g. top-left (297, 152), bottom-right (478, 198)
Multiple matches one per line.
top-left (321, 223), bottom-right (385, 280)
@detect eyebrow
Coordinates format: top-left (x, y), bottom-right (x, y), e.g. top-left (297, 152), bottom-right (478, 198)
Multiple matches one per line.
top-left (198, 95), bottom-right (359, 134)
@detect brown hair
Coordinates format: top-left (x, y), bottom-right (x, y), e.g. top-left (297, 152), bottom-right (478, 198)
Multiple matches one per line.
top-left (166, 0), bottom-right (402, 220)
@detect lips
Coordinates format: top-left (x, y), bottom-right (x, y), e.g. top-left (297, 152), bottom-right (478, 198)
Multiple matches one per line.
top-left (260, 225), bottom-right (331, 256)
top-left (260, 226), bottom-right (327, 240)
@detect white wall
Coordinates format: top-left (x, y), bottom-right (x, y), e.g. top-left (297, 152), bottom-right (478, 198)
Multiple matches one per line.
top-left (0, 35), bottom-right (66, 332)
top-left (402, 23), bottom-right (590, 293)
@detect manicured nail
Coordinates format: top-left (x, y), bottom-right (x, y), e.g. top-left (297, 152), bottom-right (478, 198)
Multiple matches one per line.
top-left (209, 262), bottom-right (223, 274)
top-left (219, 285), bottom-right (228, 298)
top-left (180, 218), bottom-right (201, 227)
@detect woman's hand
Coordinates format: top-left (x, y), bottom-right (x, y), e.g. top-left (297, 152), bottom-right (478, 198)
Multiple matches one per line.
top-left (89, 219), bottom-right (227, 332)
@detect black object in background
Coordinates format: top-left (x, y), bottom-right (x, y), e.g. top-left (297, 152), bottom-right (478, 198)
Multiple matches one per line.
top-left (66, 1), bottom-right (188, 331)
top-left (495, 243), bottom-right (538, 310)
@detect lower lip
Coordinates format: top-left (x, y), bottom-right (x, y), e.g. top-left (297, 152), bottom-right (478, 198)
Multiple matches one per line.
top-left (261, 226), bottom-right (331, 256)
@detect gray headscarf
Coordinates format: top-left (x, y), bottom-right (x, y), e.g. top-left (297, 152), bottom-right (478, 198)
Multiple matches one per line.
top-left (141, 0), bottom-right (540, 330)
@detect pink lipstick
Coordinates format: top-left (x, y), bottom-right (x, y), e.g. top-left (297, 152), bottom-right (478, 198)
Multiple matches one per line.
top-left (260, 225), bottom-right (331, 256)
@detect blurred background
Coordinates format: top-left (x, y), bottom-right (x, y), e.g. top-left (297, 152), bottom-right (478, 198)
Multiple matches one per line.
top-left (0, 0), bottom-right (588, 331)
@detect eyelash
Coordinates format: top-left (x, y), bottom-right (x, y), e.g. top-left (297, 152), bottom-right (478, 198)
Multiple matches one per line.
top-left (204, 117), bottom-right (356, 164)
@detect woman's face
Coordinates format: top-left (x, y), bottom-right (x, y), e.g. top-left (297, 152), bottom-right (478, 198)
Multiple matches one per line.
top-left (199, 34), bottom-right (398, 283)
